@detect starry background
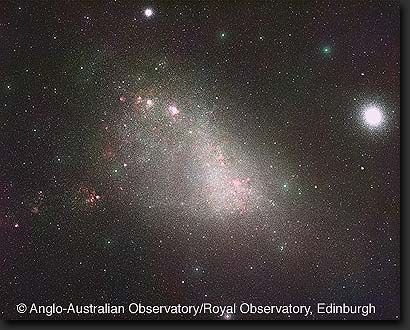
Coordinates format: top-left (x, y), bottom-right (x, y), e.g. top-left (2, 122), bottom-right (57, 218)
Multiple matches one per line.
top-left (1, 0), bottom-right (400, 320)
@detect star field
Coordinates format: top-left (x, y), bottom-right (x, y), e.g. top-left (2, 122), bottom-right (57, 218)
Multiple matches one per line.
top-left (1, 0), bottom-right (400, 320)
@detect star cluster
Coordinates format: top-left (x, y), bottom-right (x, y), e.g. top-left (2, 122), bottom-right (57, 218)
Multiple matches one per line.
top-left (1, 0), bottom-right (400, 320)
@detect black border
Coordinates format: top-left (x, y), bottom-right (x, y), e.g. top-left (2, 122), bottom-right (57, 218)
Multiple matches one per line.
top-left (1, 0), bottom-right (407, 328)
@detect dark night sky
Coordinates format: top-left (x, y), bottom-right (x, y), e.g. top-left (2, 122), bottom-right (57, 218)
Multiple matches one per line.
top-left (1, 0), bottom-right (400, 320)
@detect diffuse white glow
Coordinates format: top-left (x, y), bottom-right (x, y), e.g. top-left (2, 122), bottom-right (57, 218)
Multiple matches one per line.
top-left (363, 106), bottom-right (383, 127)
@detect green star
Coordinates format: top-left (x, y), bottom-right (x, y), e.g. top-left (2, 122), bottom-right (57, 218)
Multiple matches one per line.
top-left (282, 182), bottom-right (290, 192)
top-left (322, 46), bottom-right (331, 55)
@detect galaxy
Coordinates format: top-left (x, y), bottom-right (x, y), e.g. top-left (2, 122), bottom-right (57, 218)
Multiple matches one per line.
top-left (1, 0), bottom-right (400, 320)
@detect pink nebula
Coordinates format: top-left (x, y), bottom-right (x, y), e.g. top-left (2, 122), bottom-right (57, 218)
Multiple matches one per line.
top-left (168, 105), bottom-right (179, 116)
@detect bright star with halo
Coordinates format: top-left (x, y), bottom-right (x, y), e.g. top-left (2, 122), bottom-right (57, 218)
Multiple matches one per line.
top-left (144, 8), bottom-right (154, 18)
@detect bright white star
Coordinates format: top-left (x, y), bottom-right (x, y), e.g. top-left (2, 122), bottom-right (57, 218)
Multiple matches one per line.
top-left (144, 8), bottom-right (154, 18)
